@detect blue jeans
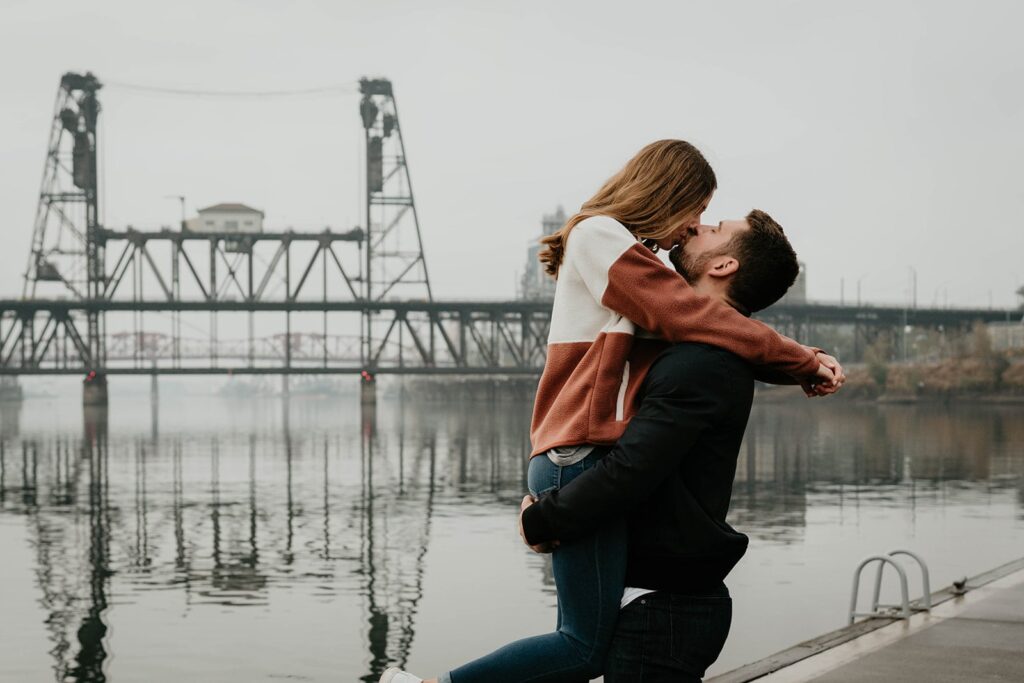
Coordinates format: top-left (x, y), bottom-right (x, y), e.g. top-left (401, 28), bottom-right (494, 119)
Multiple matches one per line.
top-left (604, 586), bottom-right (732, 682)
top-left (443, 451), bottom-right (627, 683)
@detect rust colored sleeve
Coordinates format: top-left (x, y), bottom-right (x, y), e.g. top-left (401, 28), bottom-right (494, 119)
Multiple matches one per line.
top-left (601, 244), bottom-right (819, 378)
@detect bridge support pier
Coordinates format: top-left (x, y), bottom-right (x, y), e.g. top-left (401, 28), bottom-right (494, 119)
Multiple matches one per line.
top-left (83, 404), bottom-right (109, 441)
top-left (360, 371), bottom-right (377, 408)
top-left (0, 397), bottom-right (22, 439)
top-left (82, 372), bottom-right (108, 407)
top-left (0, 377), bottom-right (22, 402)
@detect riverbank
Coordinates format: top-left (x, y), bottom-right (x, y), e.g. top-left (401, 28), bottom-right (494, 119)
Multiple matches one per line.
top-left (400, 351), bottom-right (1024, 404)
top-left (755, 354), bottom-right (1024, 403)
top-left (755, 385), bottom-right (1024, 404)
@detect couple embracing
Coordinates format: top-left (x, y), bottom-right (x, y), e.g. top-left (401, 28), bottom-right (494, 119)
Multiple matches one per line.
top-left (383, 139), bottom-right (844, 682)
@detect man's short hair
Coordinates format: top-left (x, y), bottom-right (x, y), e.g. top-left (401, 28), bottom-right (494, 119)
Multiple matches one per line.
top-left (725, 209), bottom-right (799, 313)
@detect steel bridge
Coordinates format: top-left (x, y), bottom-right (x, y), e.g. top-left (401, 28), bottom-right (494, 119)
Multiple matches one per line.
top-left (10, 72), bottom-right (461, 400)
top-left (4, 71), bottom-right (1021, 399)
top-left (0, 299), bottom-right (552, 375)
top-left (2, 296), bottom-right (1018, 377)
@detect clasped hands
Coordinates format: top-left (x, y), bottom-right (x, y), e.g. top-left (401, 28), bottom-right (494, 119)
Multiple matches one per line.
top-left (518, 495), bottom-right (558, 554)
top-left (803, 351), bottom-right (846, 397)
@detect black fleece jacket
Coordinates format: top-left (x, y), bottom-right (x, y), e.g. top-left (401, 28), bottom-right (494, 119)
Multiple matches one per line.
top-left (521, 342), bottom-right (755, 592)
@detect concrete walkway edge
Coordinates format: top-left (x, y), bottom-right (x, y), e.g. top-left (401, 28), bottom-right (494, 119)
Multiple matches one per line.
top-left (707, 555), bottom-right (1024, 683)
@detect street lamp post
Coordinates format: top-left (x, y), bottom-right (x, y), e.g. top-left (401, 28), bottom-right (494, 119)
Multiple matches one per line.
top-left (165, 194), bottom-right (186, 229)
top-left (908, 266), bottom-right (918, 310)
top-left (857, 273), bottom-right (868, 307)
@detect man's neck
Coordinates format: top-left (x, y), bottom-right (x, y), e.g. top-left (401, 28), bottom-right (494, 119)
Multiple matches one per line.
top-left (691, 280), bottom-right (743, 314)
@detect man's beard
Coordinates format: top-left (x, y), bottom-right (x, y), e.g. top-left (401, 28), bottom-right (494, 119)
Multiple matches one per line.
top-left (669, 246), bottom-right (707, 285)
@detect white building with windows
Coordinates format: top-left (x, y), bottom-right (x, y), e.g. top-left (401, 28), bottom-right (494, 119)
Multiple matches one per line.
top-left (185, 203), bottom-right (264, 233)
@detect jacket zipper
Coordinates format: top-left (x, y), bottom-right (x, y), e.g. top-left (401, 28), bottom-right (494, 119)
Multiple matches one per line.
top-left (615, 361), bottom-right (630, 421)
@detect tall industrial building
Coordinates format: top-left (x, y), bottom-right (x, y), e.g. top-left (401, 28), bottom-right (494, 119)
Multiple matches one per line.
top-left (519, 206), bottom-right (565, 300)
top-left (777, 261), bottom-right (807, 305)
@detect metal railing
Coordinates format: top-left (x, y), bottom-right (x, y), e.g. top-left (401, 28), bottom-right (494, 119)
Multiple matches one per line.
top-left (849, 549), bottom-right (931, 624)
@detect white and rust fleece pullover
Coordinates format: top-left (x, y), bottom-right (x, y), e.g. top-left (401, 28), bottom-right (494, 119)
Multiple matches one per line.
top-left (529, 215), bottom-right (819, 457)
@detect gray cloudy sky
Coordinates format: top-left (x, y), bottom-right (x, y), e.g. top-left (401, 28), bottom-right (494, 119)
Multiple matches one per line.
top-left (2, 0), bottom-right (1023, 307)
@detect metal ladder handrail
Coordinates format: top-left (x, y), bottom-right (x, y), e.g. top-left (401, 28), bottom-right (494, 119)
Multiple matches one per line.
top-left (850, 555), bottom-right (911, 625)
top-left (872, 549), bottom-right (932, 613)
top-left (849, 549), bottom-right (932, 625)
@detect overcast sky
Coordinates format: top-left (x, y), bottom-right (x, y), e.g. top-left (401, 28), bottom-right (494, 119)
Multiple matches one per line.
top-left (2, 0), bottom-right (1022, 308)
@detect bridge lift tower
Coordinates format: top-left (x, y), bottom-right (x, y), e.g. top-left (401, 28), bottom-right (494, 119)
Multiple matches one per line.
top-left (22, 72), bottom-right (107, 404)
top-left (16, 72), bottom-right (439, 406)
top-left (359, 78), bottom-right (433, 402)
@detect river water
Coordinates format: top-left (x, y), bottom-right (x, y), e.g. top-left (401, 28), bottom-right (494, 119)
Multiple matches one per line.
top-left (1, 388), bottom-right (1022, 682)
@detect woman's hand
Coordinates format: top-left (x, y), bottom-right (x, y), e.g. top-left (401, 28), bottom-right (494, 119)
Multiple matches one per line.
top-left (801, 353), bottom-right (846, 397)
top-left (518, 495), bottom-right (559, 554)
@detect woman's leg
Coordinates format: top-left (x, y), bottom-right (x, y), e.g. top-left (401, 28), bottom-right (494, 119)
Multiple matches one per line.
top-left (439, 454), bottom-right (627, 683)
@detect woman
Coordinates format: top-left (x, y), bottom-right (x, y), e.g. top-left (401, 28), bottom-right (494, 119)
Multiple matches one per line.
top-left (382, 140), bottom-right (839, 683)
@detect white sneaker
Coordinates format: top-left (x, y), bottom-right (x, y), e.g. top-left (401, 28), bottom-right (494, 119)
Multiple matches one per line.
top-left (379, 667), bottom-right (423, 683)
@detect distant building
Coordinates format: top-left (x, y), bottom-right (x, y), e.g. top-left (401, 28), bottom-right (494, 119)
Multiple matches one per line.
top-left (989, 322), bottom-right (1024, 351)
top-left (520, 206), bottom-right (566, 300)
top-left (185, 203), bottom-right (265, 233)
top-left (776, 261), bottom-right (807, 306)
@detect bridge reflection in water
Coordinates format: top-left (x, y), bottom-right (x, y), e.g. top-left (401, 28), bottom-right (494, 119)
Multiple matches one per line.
top-left (0, 394), bottom-right (1022, 681)
top-left (0, 393), bottom-right (534, 682)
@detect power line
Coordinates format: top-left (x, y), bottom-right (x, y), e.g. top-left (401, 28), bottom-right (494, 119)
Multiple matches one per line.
top-left (104, 80), bottom-right (358, 98)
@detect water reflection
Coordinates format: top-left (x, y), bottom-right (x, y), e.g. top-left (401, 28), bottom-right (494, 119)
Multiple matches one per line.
top-left (17, 406), bottom-right (113, 682)
top-left (0, 394), bottom-right (1022, 681)
top-left (732, 402), bottom-right (1024, 541)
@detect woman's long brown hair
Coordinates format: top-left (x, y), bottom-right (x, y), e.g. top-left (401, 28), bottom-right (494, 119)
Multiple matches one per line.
top-left (539, 139), bottom-right (717, 277)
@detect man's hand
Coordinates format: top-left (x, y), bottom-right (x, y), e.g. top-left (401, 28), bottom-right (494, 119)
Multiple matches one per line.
top-left (518, 495), bottom-right (559, 554)
top-left (801, 352), bottom-right (846, 397)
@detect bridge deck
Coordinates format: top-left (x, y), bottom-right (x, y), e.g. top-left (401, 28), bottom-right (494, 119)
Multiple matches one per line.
top-left (1, 298), bottom-right (1018, 325)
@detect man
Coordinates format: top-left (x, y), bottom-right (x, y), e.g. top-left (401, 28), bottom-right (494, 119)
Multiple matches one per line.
top-left (519, 209), bottom-right (843, 682)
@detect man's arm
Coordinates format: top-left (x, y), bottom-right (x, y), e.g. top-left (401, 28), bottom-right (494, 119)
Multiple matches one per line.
top-left (521, 345), bottom-right (733, 546)
top-left (754, 350), bottom-right (845, 397)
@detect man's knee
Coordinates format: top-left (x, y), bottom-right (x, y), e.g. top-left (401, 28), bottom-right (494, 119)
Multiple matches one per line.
top-left (604, 593), bottom-right (730, 682)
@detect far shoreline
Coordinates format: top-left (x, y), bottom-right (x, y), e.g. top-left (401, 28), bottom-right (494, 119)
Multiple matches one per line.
top-left (754, 384), bottom-right (1024, 405)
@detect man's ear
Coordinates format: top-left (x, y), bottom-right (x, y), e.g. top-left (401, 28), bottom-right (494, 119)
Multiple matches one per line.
top-left (706, 256), bottom-right (739, 279)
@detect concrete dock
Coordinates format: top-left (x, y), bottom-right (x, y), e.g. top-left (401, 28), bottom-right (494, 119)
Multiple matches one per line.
top-left (710, 558), bottom-right (1024, 683)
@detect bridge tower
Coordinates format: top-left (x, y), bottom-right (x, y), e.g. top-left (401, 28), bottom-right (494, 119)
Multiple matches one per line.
top-left (23, 72), bottom-right (107, 404)
top-left (359, 79), bottom-right (432, 402)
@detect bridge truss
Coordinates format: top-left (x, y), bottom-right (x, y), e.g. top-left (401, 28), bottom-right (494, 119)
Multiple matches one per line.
top-left (0, 299), bottom-right (552, 375)
top-left (6, 72), bottom-right (1021, 383)
top-left (3, 296), bottom-right (1020, 376)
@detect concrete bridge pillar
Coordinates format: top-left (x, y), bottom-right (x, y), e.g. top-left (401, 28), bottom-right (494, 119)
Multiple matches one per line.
top-left (83, 404), bottom-right (109, 441)
top-left (82, 371), bottom-right (108, 407)
top-left (0, 377), bottom-right (22, 402)
top-left (0, 394), bottom-right (22, 438)
top-left (360, 370), bottom-right (377, 407)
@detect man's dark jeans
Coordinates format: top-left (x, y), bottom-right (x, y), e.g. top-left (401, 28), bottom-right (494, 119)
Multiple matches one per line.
top-left (605, 584), bottom-right (732, 682)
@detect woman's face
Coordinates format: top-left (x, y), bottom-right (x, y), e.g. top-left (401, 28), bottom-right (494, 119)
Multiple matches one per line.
top-left (653, 193), bottom-right (713, 251)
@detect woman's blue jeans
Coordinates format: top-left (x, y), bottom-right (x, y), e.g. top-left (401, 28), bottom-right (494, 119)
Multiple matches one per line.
top-left (442, 451), bottom-right (627, 683)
